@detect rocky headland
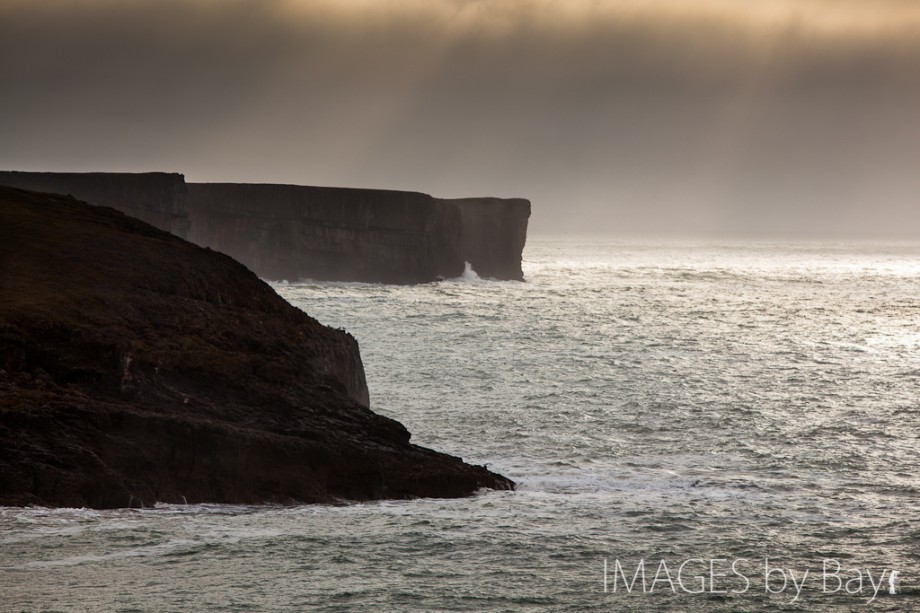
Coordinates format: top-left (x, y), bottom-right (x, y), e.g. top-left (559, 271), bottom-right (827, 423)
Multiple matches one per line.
top-left (0, 186), bottom-right (513, 508)
top-left (0, 171), bottom-right (190, 239)
top-left (0, 171), bottom-right (531, 284)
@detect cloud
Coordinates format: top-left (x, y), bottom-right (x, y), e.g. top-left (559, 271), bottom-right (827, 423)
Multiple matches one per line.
top-left (1, 0), bottom-right (919, 234)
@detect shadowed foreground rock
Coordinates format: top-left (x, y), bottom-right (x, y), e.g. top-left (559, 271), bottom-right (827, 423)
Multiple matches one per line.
top-left (0, 186), bottom-right (513, 508)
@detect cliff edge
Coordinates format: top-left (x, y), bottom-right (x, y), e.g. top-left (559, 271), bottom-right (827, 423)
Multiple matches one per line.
top-left (0, 186), bottom-right (513, 508)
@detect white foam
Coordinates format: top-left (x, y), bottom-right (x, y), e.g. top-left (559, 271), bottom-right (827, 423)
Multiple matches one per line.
top-left (18, 539), bottom-right (200, 568)
top-left (460, 261), bottom-right (481, 281)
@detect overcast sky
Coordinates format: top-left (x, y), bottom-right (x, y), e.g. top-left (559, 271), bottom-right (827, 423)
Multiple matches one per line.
top-left (1, 0), bottom-right (919, 234)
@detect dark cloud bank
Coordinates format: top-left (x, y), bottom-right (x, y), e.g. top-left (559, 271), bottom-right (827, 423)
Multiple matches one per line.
top-left (2, 0), bottom-right (919, 235)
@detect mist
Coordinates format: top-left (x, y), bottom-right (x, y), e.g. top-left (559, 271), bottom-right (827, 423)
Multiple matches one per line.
top-left (1, 0), bottom-right (919, 235)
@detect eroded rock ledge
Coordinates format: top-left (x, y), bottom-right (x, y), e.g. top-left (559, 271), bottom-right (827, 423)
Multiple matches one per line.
top-left (0, 186), bottom-right (513, 508)
top-left (0, 171), bottom-right (530, 284)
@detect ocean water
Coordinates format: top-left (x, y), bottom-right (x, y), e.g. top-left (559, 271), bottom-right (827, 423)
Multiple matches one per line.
top-left (3, 236), bottom-right (920, 611)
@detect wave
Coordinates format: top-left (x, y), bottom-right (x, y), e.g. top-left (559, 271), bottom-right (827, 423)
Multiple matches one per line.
top-left (459, 261), bottom-right (481, 281)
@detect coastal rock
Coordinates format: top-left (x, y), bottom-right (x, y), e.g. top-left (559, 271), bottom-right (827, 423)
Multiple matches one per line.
top-left (0, 186), bottom-right (513, 509)
top-left (0, 170), bottom-right (189, 239)
top-left (0, 171), bottom-right (531, 284)
top-left (187, 183), bottom-right (531, 283)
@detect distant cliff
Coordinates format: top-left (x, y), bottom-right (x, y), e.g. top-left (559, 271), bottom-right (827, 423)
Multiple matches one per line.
top-left (0, 171), bottom-right (530, 284)
top-left (0, 171), bottom-right (189, 239)
top-left (0, 186), bottom-right (513, 508)
top-left (187, 183), bottom-right (531, 283)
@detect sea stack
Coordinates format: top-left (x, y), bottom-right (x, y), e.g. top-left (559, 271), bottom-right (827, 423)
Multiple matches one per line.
top-left (0, 186), bottom-right (513, 508)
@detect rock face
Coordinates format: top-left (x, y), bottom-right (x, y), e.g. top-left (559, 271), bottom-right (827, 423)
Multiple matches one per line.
top-left (449, 197), bottom-right (532, 281)
top-left (0, 171), bottom-right (530, 284)
top-left (188, 183), bottom-right (531, 283)
top-left (0, 171), bottom-right (189, 239)
top-left (0, 186), bottom-right (513, 509)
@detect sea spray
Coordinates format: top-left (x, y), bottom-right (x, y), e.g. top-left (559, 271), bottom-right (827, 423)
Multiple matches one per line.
top-left (460, 261), bottom-right (481, 281)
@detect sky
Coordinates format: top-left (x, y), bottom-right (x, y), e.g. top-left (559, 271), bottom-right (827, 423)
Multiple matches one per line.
top-left (1, 0), bottom-right (919, 235)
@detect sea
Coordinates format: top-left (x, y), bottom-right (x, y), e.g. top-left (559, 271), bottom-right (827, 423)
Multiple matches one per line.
top-left (2, 236), bottom-right (920, 612)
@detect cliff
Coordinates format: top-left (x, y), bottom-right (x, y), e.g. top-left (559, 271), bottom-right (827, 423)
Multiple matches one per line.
top-left (0, 186), bottom-right (513, 508)
top-left (0, 171), bottom-right (189, 239)
top-left (187, 183), bottom-right (461, 284)
top-left (187, 183), bottom-right (530, 283)
top-left (0, 171), bottom-right (530, 284)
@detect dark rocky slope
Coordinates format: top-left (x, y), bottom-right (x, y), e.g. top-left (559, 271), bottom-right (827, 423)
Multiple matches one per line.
top-left (0, 186), bottom-right (512, 508)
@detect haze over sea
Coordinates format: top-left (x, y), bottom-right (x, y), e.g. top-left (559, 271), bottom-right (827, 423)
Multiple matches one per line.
top-left (2, 236), bottom-right (919, 611)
